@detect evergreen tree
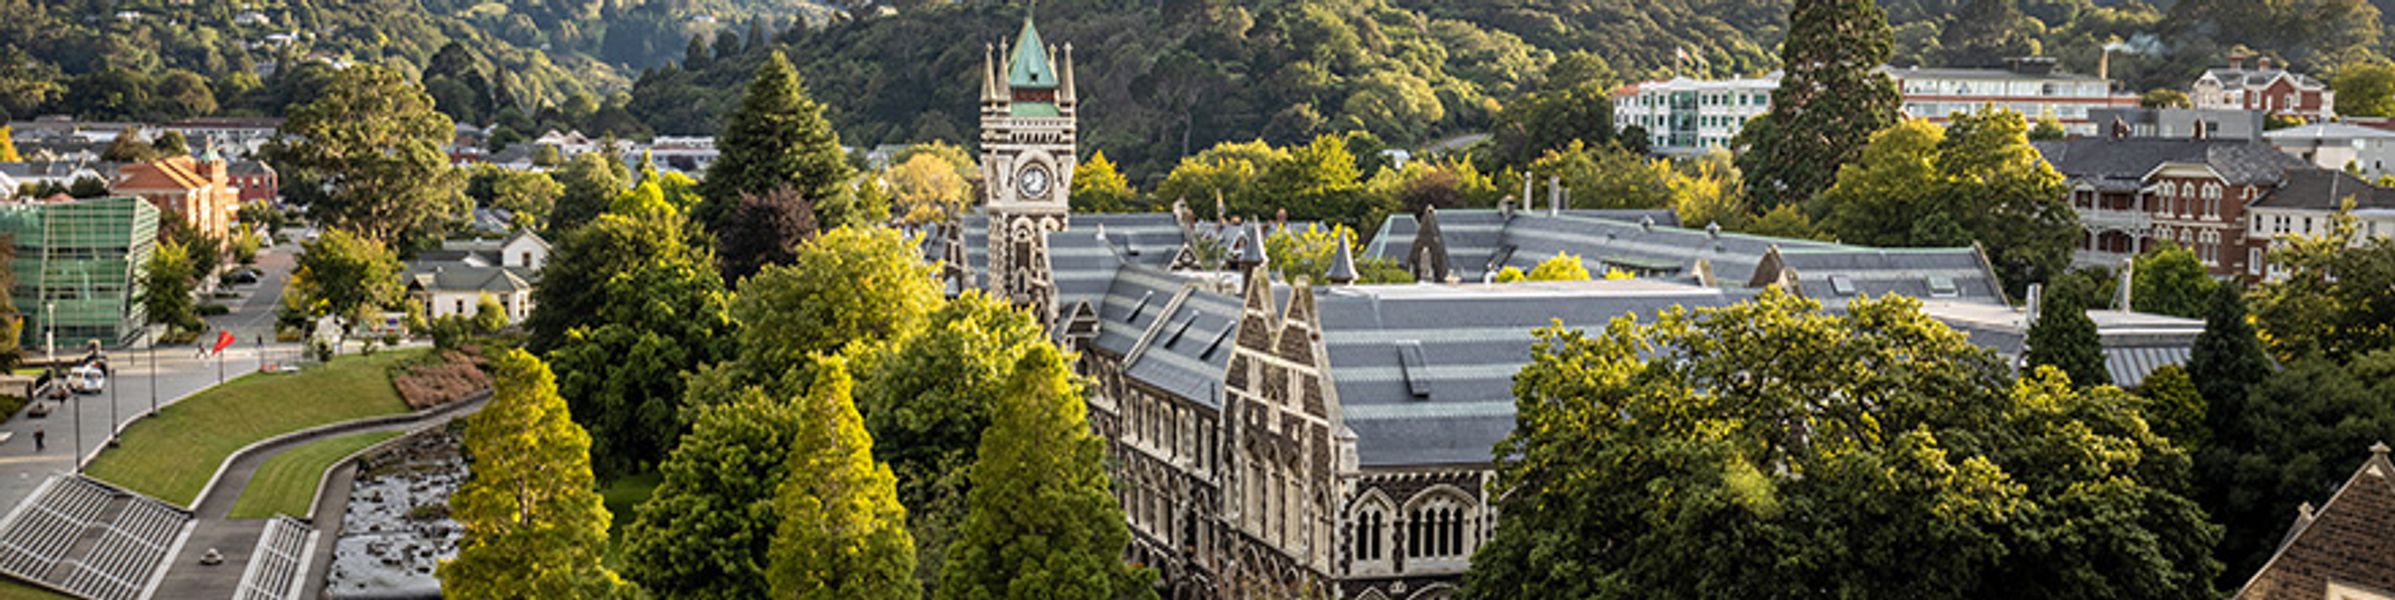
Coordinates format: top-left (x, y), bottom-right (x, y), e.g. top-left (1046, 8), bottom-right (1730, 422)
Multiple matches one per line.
top-left (623, 383), bottom-right (803, 600)
top-left (547, 139), bottom-right (634, 237)
top-left (267, 65), bottom-right (465, 246)
top-left (937, 346), bottom-right (1155, 600)
top-left (2186, 284), bottom-right (2272, 447)
top-left (1736, 0), bottom-right (1900, 210)
top-left (768, 359), bottom-right (917, 600)
top-left (698, 52), bottom-right (852, 235)
top-left (2024, 286), bottom-right (2110, 387)
top-left (440, 349), bottom-right (631, 598)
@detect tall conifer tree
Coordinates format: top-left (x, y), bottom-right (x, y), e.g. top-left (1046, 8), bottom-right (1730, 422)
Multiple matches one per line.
top-left (937, 346), bottom-right (1154, 600)
top-left (699, 51), bottom-right (852, 235)
top-left (768, 358), bottom-right (916, 600)
top-left (440, 349), bottom-right (630, 598)
top-left (2025, 287), bottom-right (2110, 387)
top-left (2187, 284), bottom-right (2272, 447)
top-left (1736, 0), bottom-right (1900, 210)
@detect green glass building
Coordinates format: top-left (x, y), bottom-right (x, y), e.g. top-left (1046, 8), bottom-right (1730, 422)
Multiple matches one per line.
top-left (0, 197), bottom-right (160, 350)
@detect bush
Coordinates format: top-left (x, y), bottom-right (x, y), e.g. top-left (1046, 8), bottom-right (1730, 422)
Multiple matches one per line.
top-left (198, 304), bottom-right (231, 317)
top-left (0, 395), bottom-right (24, 425)
top-left (389, 350), bottom-right (490, 410)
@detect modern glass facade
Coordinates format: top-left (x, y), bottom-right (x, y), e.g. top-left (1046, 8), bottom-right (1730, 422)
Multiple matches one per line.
top-left (0, 197), bottom-right (160, 349)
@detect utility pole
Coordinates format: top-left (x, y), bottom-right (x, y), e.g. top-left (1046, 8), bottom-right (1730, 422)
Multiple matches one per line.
top-left (105, 338), bottom-right (115, 448)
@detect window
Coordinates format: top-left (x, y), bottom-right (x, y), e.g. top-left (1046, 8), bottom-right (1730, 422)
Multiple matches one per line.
top-left (2249, 248), bottom-right (2264, 275)
top-left (1927, 275), bottom-right (1960, 298)
top-left (1352, 504), bottom-right (1386, 562)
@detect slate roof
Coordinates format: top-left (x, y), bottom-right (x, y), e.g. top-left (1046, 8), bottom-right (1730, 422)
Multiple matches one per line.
top-left (2265, 122), bottom-right (2395, 142)
top-left (2252, 168), bottom-right (2395, 212)
top-left (2033, 138), bottom-right (2308, 188)
top-left (2202, 67), bottom-right (2327, 91)
top-left (1366, 209), bottom-right (1690, 281)
top-left (2233, 444), bottom-right (2395, 600)
top-left (1915, 301), bottom-right (2204, 387)
top-left (405, 263), bottom-right (534, 294)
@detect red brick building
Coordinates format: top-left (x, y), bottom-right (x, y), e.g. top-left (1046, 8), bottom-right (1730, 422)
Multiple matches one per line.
top-left (224, 160), bottom-right (277, 205)
top-left (2033, 137), bottom-right (2309, 277)
top-left (110, 150), bottom-right (238, 239)
top-left (2193, 55), bottom-right (2335, 121)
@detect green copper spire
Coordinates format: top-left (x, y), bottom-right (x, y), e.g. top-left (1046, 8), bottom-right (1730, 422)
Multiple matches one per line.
top-left (1007, 11), bottom-right (1055, 90)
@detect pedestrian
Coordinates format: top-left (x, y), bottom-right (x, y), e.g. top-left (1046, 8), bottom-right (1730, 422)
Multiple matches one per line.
top-left (32, 427), bottom-right (43, 452)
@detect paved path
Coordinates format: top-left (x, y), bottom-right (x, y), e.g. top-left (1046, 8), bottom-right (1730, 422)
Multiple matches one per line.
top-left (0, 242), bottom-right (307, 513)
top-left (156, 394), bottom-right (488, 599)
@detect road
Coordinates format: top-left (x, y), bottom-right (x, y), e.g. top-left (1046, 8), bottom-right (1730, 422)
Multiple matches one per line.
top-left (0, 240), bottom-right (310, 511)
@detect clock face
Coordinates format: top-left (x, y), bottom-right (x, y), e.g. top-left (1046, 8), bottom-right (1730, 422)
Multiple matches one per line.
top-left (1018, 164), bottom-right (1052, 199)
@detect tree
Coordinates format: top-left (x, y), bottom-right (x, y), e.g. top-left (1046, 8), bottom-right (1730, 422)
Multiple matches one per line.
top-left (472, 293), bottom-right (509, 334)
top-left (1490, 81), bottom-right (1616, 167)
top-left (2024, 287), bottom-right (2111, 387)
top-left (266, 65), bottom-right (464, 246)
top-left (2194, 351), bottom-right (2395, 582)
top-left (732, 227), bottom-right (942, 381)
top-left (767, 358), bottom-right (916, 600)
top-left (2248, 203), bottom-right (2395, 362)
top-left (1665, 153), bottom-right (1749, 230)
top-left (1737, 0), bottom-right (1901, 209)
top-left (65, 176), bottom-right (108, 199)
top-left (439, 349), bottom-right (631, 598)
top-left (151, 130), bottom-right (188, 157)
top-left (1261, 225), bottom-right (1361, 284)
top-left (1070, 150), bottom-right (1139, 213)
top-left (937, 345), bottom-right (1155, 600)
top-left (2140, 89), bottom-right (2192, 109)
top-left (0, 126), bottom-right (17, 162)
top-left (137, 239), bottom-right (200, 333)
top-left (489, 170), bottom-right (563, 231)
top-left (1527, 140), bottom-right (1675, 211)
top-left (1937, 0), bottom-right (2039, 67)
top-left (718, 187), bottom-right (821, 285)
top-left (2186, 283), bottom-right (2273, 448)
top-left (888, 153), bottom-right (970, 225)
top-left (282, 230), bottom-right (404, 348)
top-left (2137, 364), bottom-right (2206, 450)
top-left (2129, 241), bottom-right (2218, 318)
top-left (101, 128), bottom-right (158, 163)
top-left (1817, 111), bottom-right (2074, 297)
top-left (2331, 61), bottom-right (2395, 117)
top-left (623, 383), bottom-right (802, 600)
top-left (547, 151), bottom-right (634, 236)
top-left (698, 52), bottom-right (852, 234)
top-left (1526, 252), bottom-right (1592, 281)
top-left (1461, 290), bottom-right (2218, 598)
top-left (852, 291), bottom-right (1047, 592)
top-left (1819, 120), bottom-right (1947, 246)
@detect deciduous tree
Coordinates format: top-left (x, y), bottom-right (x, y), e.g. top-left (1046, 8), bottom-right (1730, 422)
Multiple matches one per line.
top-left (137, 239), bottom-right (200, 332)
top-left (2249, 203), bottom-right (2395, 362)
top-left (767, 359), bottom-right (916, 600)
top-left (2129, 241), bottom-right (2218, 318)
top-left (623, 383), bottom-right (801, 600)
top-left (547, 151), bottom-right (633, 236)
top-left (282, 230), bottom-right (404, 346)
top-left (1070, 150), bottom-right (1138, 213)
top-left (266, 65), bottom-right (465, 246)
top-left (732, 227), bottom-right (941, 381)
top-left (2332, 61), bottom-right (2395, 117)
top-left (440, 349), bottom-right (632, 598)
top-left (716, 187), bottom-right (820, 285)
top-left (937, 345), bottom-right (1155, 600)
top-left (2194, 351), bottom-right (2395, 582)
top-left (1526, 252), bottom-right (1592, 281)
top-left (1462, 290), bottom-right (2218, 598)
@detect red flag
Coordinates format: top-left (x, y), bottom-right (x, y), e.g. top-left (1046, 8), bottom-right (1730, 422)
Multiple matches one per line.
top-left (211, 330), bottom-right (236, 354)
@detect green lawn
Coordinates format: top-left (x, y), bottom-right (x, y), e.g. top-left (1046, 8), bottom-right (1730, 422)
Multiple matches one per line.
top-left (85, 349), bottom-right (426, 506)
top-left (0, 576), bottom-right (71, 599)
top-left (598, 472), bottom-right (663, 569)
top-left (227, 430), bottom-right (403, 519)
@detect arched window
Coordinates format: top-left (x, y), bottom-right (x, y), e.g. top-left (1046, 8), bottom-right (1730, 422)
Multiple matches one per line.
top-left (1403, 489), bottom-right (1477, 562)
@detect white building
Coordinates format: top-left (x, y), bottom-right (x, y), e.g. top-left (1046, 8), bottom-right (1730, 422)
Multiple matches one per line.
top-left (1887, 58), bottom-right (2135, 135)
top-left (1610, 76), bottom-right (1778, 155)
top-left (2264, 122), bottom-right (2395, 179)
top-left (2244, 169), bottom-right (2395, 278)
top-left (404, 231), bottom-right (548, 324)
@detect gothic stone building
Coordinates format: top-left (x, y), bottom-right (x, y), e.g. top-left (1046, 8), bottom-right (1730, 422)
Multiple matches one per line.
top-left (935, 15), bottom-right (2204, 600)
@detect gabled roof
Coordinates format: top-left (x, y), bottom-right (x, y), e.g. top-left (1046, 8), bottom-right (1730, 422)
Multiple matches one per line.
top-left (406, 263), bottom-right (534, 294)
top-left (2201, 67), bottom-right (2326, 91)
top-left (111, 156), bottom-right (217, 192)
top-left (2234, 444), bottom-right (2395, 599)
top-left (2033, 138), bottom-right (2307, 187)
top-left (2252, 168), bottom-right (2395, 212)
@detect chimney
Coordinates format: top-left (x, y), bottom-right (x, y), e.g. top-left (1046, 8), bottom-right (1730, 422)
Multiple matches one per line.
top-left (2098, 48), bottom-right (2110, 83)
top-left (2229, 54), bottom-right (2245, 71)
top-left (2193, 120), bottom-right (2208, 140)
top-left (2259, 56), bottom-right (2273, 71)
top-left (2024, 283), bottom-right (2045, 323)
top-left (1521, 176), bottom-right (1533, 214)
top-left (1547, 175), bottom-right (1562, 216)
top-left (2116, 257), bottom-right (2135, 311)
top-left (2111, 117), bottom-right (2131, 139)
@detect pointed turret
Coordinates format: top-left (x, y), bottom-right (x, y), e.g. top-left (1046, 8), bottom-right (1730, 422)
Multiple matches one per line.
top-left (1326, 233), bottom-right (1358, 285)
top-left (982, 43), bottom-right (999, 103)
top-left (1059, 43), bottom-right (1078, 107)
top-left (1007, 12), bottom-right (1055, 90)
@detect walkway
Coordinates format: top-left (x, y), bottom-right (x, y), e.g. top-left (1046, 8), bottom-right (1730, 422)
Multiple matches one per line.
top-left (152, 393), bottom-right (488, 599)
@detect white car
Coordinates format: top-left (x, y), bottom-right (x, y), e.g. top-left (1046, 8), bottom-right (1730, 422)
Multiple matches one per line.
top-left (67, 366), bottom-right (105, 395)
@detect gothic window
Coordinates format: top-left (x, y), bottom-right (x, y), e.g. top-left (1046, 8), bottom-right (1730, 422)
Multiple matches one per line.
top-left (1405, 489), bottom-right (1477, 561)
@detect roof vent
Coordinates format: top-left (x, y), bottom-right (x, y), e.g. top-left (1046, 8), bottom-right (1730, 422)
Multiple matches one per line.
top-left (1127, 291), bottom-right (1154, 321)
top-left (1640, 216), bottom-right (1655, 232)
top-left (1828, 275), bottom-right (1858, 296)
top-left (1706, 221), bottom-right (1721, 239)
top-left (1396, 341), bottom-right (1432, 398)
top-left (1927, 275), bottom-right (1960, 298)
top-left (1199, 326), bottom-right (1234, 360)
top-left (1165, 315), bottom-right (1197, 348)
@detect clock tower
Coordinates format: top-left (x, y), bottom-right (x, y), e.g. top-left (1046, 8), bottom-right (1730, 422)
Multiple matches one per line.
top-left (981, 11), bottom-right (1076, 324)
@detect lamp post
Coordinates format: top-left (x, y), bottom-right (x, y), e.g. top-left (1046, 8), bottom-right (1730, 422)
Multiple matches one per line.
top-left (104, 337), bottom-right (115, 448)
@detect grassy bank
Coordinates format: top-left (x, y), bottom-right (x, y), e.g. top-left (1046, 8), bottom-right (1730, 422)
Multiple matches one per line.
top-left (84, 349), bottom-right (425, 506)
top-left (227, 430), bottom-right (404, 519)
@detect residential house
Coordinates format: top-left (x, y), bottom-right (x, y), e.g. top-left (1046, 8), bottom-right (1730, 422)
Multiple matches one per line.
top-left (0, 161), bottom-right (104, 197)
top-left (2265, 122), bottom-right (2395, 178)
top-left (2088, 107), bottom-right (2265, 141)
top-left (109, 150), bottom-right (239, 239)
top-left (404, 231), bottom-right (548, 324)
top-left (2192, 55), bottom-right (2334, 121)
top-left (224, 160), bottom-right (277, 205)
top-left (159, 117), bottom-right (284, 157)
top-left (2231, 444), bottom-right (2395, 600)
top-left (2242, 168), bottom-right (2395, 277)
top-left (2032, 136), bottom-right (2310, 276)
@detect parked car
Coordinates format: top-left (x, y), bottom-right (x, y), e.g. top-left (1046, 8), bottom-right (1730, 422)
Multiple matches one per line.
top-left (225, 270), bottom-right (259, 285)
top-left (67, 365), bottom-right (104, 395)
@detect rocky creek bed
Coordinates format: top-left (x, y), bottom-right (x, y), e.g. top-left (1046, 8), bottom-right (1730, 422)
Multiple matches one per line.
top-left (322, 426), bottom-right (467, 599)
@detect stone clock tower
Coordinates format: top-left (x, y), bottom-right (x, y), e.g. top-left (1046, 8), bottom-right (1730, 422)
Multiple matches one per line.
top-left (981, 11), bottom-right (1076, 324)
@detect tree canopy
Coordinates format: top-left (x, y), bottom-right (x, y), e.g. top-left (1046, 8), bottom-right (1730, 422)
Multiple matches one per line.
top-left (2024, 286), bottom-right (2110, 387)
top-left (698, 51), bottom-right (852, 234)
top-left (622, 381), bottom-right (803, 600)
top-left (266, 65), bottom-right (465, 247)
top-left (2129, 241), bottom-right (2218, 318)
top-left (1818, 111), bottom-right (2074, 297)
top-left (1463, 290), bottom-right (2217, 598)
top-left (767, 358), bottom-right (917, 600)
top-left (731, 227), bottom-right (943, 382)
top-left (440, 349), bottom-right (632, 598)
top-left (1737, 0), bottom-right (1901, 209)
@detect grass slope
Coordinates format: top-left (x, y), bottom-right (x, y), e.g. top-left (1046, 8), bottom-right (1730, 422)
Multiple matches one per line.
top-left (85, 349), bottom-right (425, 506)
top-left (0, 576), bottom-right (71, 600)
top-left (227, 430), bottom-right (404, 519)
top-left (598, 472), bottom-right (663, 569)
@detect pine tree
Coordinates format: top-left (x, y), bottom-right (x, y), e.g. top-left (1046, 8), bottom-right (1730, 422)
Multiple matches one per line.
top-left (937, 345), bottom-right (1155, 600)
top-left (439, 349), bottom-right (631, 598)
top-left (2187, 283), bottom-right (2272, 447)
top-left (698, 51), bottom-right (852, 234)
top-left (1736, 0), bottom-right (1900, 210)
top-left (768, 358), bottom-right (916, 600)
top-left (2024, 287), bottom-right (2110, 387)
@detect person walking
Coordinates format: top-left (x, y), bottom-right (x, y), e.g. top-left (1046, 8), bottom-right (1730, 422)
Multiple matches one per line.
top-left (32, 427), bottom-right (44, 452)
